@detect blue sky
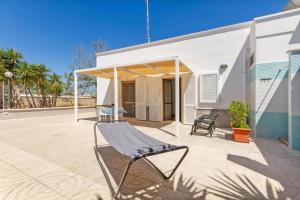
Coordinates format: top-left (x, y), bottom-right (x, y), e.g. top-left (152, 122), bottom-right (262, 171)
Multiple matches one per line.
top-left (0, 0), bottom-right (287, 75)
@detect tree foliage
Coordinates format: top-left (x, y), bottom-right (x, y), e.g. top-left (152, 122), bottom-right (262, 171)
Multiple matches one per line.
top-left (228, 101), bottom-right (250, 129)
top-left (63, 72), bottom-right (73, 95)
top-left (47, 73), bottom-right (63, 106)
top-left (0, 48), bottom-right (23, 73)
top-left (65, 38), bottom-right (108, 96)
top-left (16, 62), bottom-right (37, 108)
top-left (0, 48), bottom-right (64, 108)
top-left (1, 38), bottom-right (108, 108)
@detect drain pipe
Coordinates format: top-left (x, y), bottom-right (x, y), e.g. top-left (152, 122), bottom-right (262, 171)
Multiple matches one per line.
top-left (288, 52), bottom-right (292, 150)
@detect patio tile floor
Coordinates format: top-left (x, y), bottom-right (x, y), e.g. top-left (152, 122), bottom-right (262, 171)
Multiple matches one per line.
top-left (0, 111), bottom-right (300, 199)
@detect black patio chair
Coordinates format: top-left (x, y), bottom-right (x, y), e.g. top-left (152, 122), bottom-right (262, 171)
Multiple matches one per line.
top-left (190, 114), bottom-right (219, 137)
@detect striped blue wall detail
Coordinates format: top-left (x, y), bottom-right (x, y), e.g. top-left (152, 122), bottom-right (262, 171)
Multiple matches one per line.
top-left (254, 61), bottom-right (289, 140)
top-left (246, 61), bottom-right (289, 83)
top-left (256, 61), bottom-right (288, 80)
top-left (291, 51), bottom-right (300, 74)
top-left (255, 111), bottom-right (288, 139)
top-left (292, 116), bottom-right (300, 150)
top-left (249, 56), bottom-right (300, 151)
top-left (291, 51), bottom-right (300, 150)
top-left (246, 66), bottom-right (256, 83)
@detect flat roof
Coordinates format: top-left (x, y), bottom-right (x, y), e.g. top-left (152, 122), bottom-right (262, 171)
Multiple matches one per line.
top-left (96, 21), bottom-right (251, 57)
top-left (97, 8), bottom-right (300, 58)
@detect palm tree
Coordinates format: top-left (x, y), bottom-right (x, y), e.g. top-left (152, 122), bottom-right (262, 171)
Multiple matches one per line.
top-left (16, 62), bottom-right (37, 108)
top-left (63, 72), bottom-right (73, 95)
top-left (32, 64), bottom-right (49, 107)
top-left (48, 73), bottom-right (63, 106)
top-left (0, 62), bottom-right (5, 83)
top-left (0, 48), bottom-right (23, 108)
top-left (0, 60), bottom-right (6, 82)
top-left (0, 63), bottom-right (5, 109)
top-left (0, 48), bottom-right (23, 73)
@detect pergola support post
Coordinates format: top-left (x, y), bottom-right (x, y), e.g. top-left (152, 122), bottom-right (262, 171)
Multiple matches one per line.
top-left (74, 71), bottom-right (78, 123)
top-left (175, 58), bottom-right (180, 137)
top-left (114, 66), bottom-right (119, 120)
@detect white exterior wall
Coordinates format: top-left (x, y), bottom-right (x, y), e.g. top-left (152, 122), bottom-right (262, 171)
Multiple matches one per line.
top-left (248, 22), bottom-right (257, 130)
top-left (255, 10), bottom-right (300, 63)
top-left (93, 8), bottom-right (300, 149)
top-left (254, 9), bottom-right (300, 139)
top-left (96, 25), bottom-right (251, 124)
top-left (96, 8), bottom-right (300, 128)
top-left (96, 78), bottom-right (113, 105)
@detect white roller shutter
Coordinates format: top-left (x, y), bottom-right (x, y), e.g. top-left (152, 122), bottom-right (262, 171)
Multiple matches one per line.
top-left (182, 75), bottom-right (196, 124)
top-left (199, 73), bottom-right (218, 103)
top-left (148, 77), bottom-right (163, 121)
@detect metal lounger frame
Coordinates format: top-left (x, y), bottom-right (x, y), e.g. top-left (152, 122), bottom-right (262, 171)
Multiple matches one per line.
top-left (93, 121), bottom-right (189, 199)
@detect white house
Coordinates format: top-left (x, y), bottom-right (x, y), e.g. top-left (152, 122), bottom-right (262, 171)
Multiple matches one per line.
top-left (75, 8), bottom-right (300, 151)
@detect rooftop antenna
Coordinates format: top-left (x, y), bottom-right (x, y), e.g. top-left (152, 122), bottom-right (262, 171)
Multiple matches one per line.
top-left (146, 0), bottom-right (150, 43)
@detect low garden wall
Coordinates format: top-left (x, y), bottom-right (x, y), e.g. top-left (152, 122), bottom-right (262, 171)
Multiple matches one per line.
top-left (14, 95), bottom-right (96, 108)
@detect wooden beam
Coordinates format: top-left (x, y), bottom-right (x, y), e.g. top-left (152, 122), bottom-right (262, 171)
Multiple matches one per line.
top-left (92, 71), bottom-right (113, 79)
top-left (143, 64), bottom-right (168, 75)
top-left (118, 68), bottom-right (147, 77)
top-left (119, 74), bottom-right (141, 80)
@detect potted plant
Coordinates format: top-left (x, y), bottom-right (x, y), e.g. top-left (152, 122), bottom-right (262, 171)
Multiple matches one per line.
top-left (228, 101), bottom-right (251, 143)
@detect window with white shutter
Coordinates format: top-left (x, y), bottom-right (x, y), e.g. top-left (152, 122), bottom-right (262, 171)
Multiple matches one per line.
top-left (199, 73), bottom-right (218, 103)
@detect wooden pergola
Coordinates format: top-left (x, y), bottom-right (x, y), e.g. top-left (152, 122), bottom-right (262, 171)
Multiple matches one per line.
top-left (74, 56), bottom-right (192, 137)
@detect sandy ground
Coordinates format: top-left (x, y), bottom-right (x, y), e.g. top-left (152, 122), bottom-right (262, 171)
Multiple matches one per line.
top-left (0, 111), bottom-right (300, 199)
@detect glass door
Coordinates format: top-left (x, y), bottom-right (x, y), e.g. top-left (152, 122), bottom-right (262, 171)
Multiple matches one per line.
top-left (122, 81), bottom-right (135, 117)
top-left (163, 79), bottom-right (173, 120)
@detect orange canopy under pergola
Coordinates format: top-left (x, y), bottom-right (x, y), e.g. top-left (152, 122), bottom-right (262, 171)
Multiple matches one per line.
top-left (76, 57), bottom-right (192, 80)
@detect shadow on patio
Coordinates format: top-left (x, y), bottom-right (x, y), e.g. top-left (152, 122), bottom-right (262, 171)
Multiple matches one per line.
top-left (94, 145), bottom-right (206, 199)
top-left (125, 118), bottom-right (173, 129)
top-left (204, 171), bottom-right (288, 200)
top-left (225, 139), bottom-right (300, 199)
top-left (191, 128), bottom-right (233, 141)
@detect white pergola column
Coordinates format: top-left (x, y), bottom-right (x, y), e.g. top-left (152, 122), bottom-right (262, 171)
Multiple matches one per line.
top-left (74, 71), bottom-right (78, 123)
top-left (114, 66), bottom-right (119, 120)
top-left (175, 58), bottom-right (180, 137)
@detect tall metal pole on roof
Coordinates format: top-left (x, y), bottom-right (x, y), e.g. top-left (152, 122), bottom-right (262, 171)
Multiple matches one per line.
top-left (146, 0), bottom-right (150, 43)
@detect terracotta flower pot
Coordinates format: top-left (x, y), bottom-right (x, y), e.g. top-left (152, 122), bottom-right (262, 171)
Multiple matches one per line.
top-left (232, 128), bottom-right (251, 143)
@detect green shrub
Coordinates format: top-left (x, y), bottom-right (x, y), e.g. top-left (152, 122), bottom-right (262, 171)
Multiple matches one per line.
top-left (228, 101), bottom-right (250, 129)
